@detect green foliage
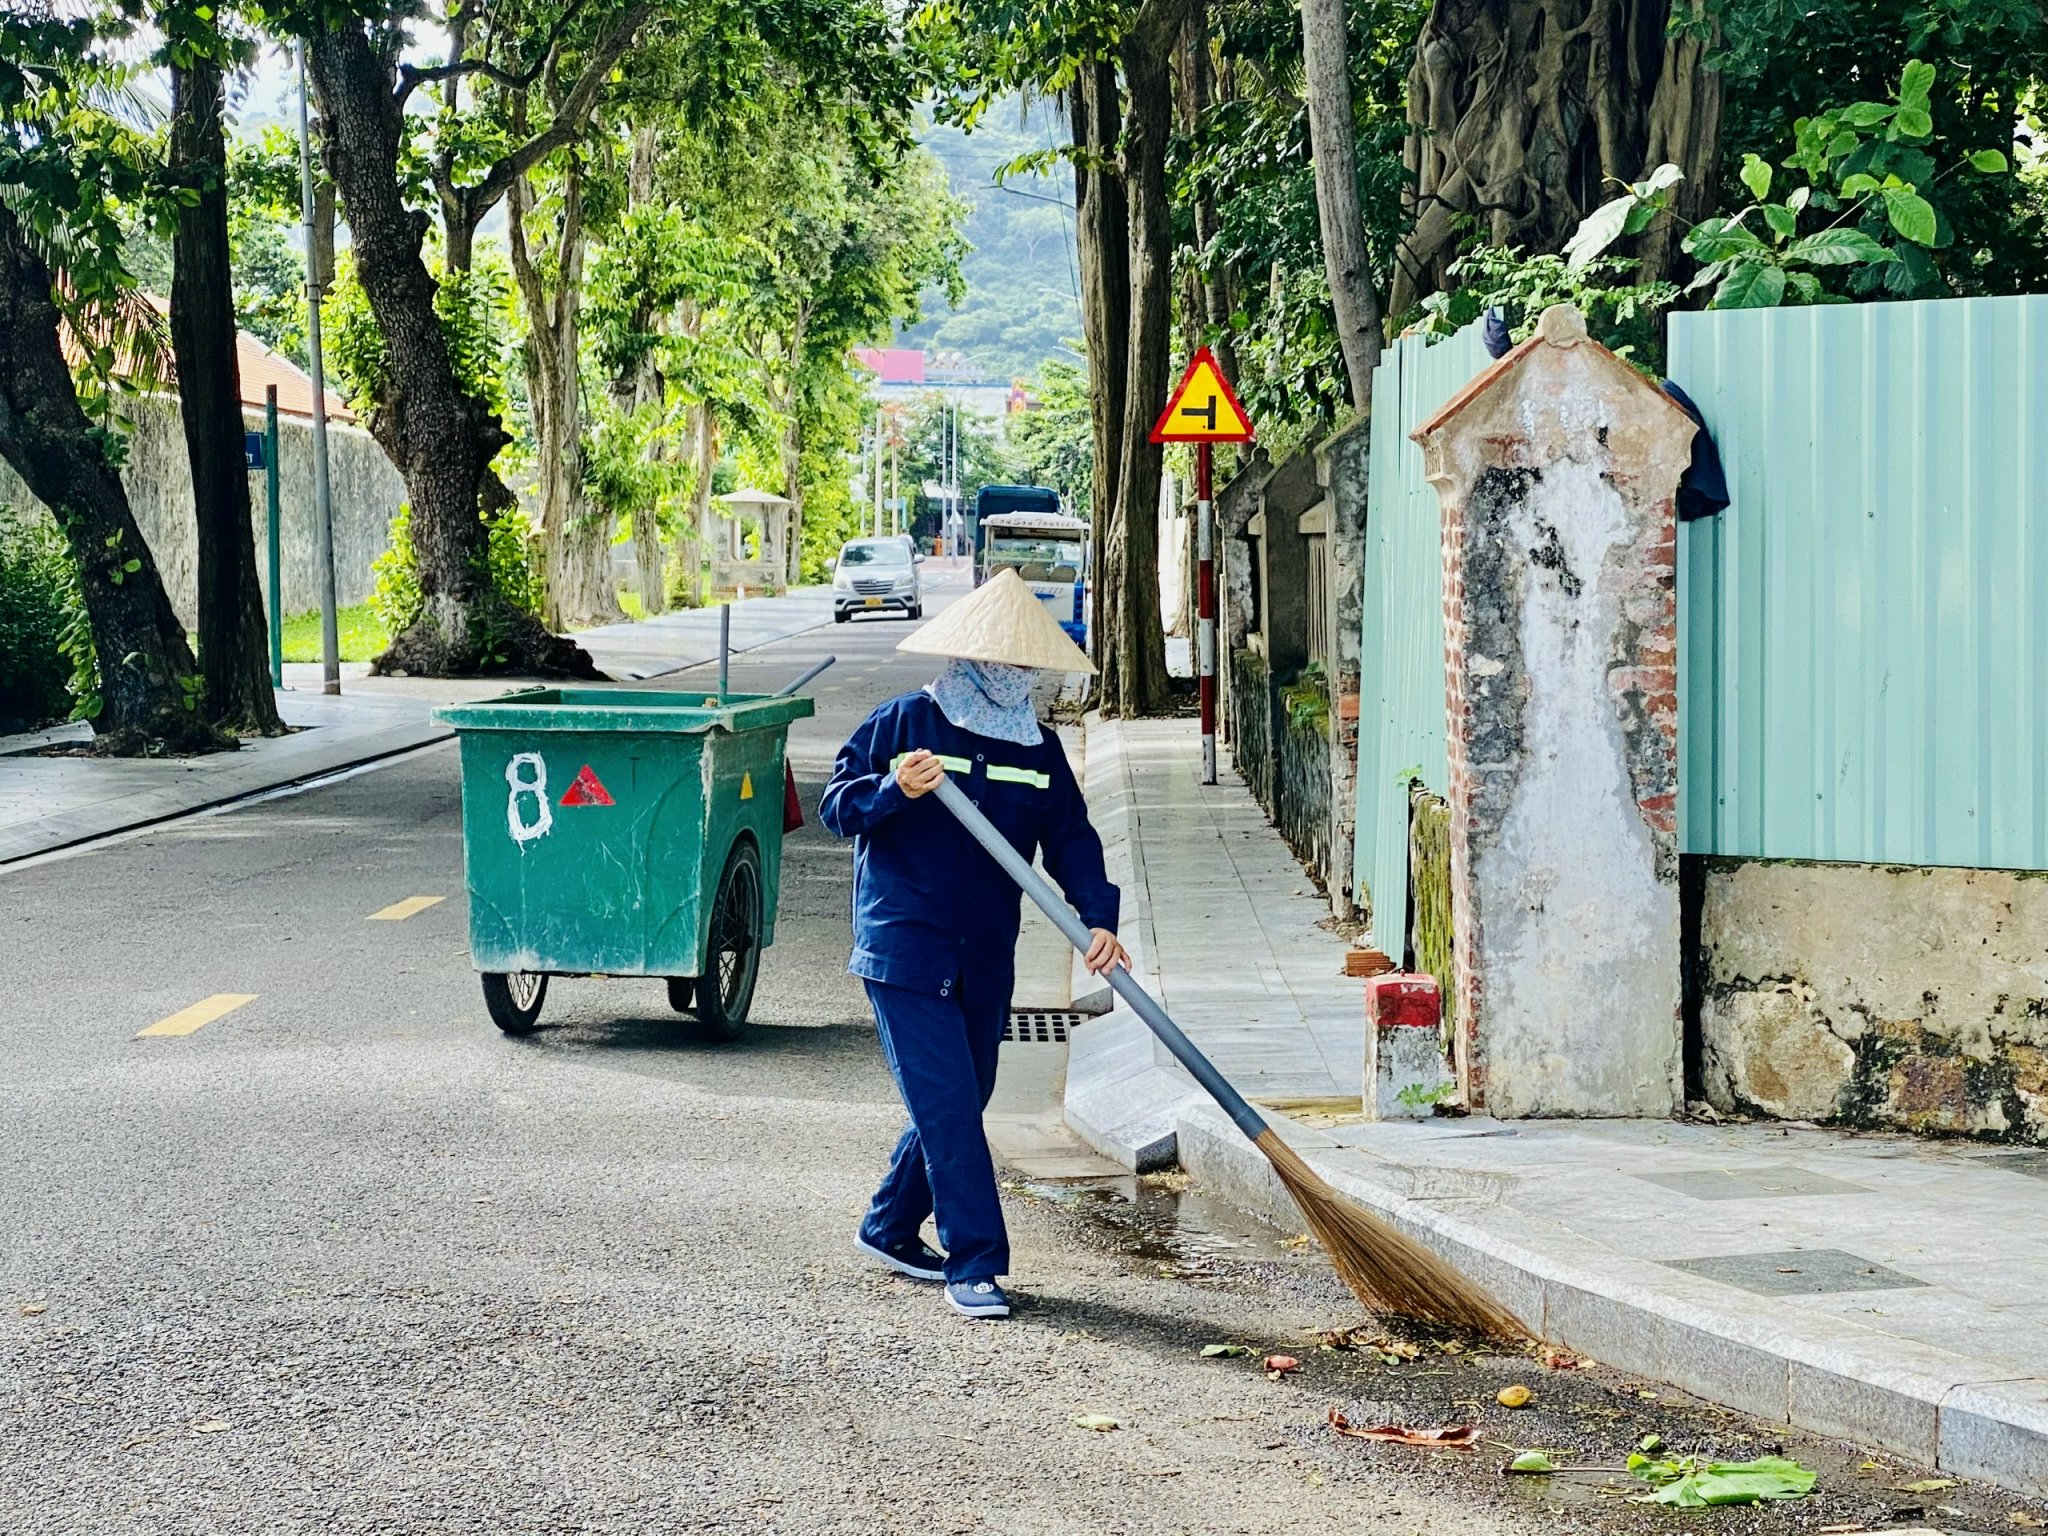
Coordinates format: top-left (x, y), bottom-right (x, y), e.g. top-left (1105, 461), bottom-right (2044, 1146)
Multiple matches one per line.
top-left (895, 97), bottom-right (1081, 381)
top-left (1568, 61), bottom-right (2011, 309)
top-left (324, 250), bottom-right (519, 423)
top-left (371, 502), bottom-right (542, 641)
top-left (1395, 1079), bottom-right (1457, 1110)
top-left (0, 512), bottom-right (89, 732)
top-left (227, 128), bottom-right (310, 364)
top-left (1281, 663), bottom-right (1329, 731)
top-left (1419, 242), bottom-right (1679, 373)
top-left (1009, 353), bottom-right (1093, 509)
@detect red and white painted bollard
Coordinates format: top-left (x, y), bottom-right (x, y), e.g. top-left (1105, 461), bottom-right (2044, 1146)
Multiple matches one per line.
top-left (1197, 441), bottom-right (1217, 785)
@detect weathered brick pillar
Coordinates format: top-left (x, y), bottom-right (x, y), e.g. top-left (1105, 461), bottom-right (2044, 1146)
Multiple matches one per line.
top-left (1411, 305), bottom-right (1693, 1118)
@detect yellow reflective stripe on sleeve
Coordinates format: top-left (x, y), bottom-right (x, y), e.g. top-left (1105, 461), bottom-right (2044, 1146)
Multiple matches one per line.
top-left (986, 765), bottom-right (1052, 789)
top-left (890, 752), bottom-right (975, 775)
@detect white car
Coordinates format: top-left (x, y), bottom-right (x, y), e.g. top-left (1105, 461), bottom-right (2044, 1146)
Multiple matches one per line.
top-left (833, 537), bottom-right (923, 622)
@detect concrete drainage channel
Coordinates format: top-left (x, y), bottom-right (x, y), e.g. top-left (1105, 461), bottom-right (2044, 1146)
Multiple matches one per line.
top-left (987, 1011), bottom-right (1308, 1270)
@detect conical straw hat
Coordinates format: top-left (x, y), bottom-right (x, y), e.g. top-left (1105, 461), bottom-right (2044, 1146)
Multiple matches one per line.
top-left (898, 567), bottom-right (1097, 675)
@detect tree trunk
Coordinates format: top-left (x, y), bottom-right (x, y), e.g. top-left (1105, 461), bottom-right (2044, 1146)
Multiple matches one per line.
top-left (1070, 59), bottom-right (1129, 665)
top-left (668, 398), bottom-right (713, 609)
top-left (1181, 0), bottom-right (1240, 386)
top-left (1302, 0), bottom-right (1385, 414)
top-left (1098, 0), bottom-right (1187, 719)
top-left (781, 415), bottom-right (805, 587)
top-left (509, 151), bottom-right (619, 631)
top-left (170, 55), bottom-right (285, 737)
top-left (1387, 0), bottom-right (1722, 319)
top-left (307, 24), bottom-right (596, 677)
top-left (1638, 19), bottom-right (1723, 287)
top-left (623, 124), bottom-right (666, 615)
top-left (0, 210), bottom-right (223, 754)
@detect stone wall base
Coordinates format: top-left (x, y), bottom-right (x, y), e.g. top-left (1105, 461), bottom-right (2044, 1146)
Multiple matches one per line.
top-left (1695, 856), bottom-right (2048, 1143)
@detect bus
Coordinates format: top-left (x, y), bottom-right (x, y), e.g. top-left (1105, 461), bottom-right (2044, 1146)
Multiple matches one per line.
top-left (973, 488), bottom-right (1090, 648)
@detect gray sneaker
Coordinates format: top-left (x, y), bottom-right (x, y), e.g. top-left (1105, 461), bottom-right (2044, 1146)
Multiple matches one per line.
top-left (945, 1278), bottom-right (1011, 1318)
top-left (855, 1232), bottom-right (946, 1282)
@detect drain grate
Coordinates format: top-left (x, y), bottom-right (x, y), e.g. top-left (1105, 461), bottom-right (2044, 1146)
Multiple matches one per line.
top-left (1004, 1010), bottom-right (1087, 1043)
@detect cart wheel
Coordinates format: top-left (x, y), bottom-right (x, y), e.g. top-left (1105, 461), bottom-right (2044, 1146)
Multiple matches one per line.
top-left (481, 971), bottom-right (548, 1034)
top-left (697, 839), bottom-right (763, 1040)
top-left (666, 977), bottom-right (696, 1013)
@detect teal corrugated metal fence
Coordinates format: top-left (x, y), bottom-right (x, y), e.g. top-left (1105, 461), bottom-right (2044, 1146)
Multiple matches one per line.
top-left (1353, 324), bottom-right (1490, 948)
top-left (1673, 296), bottom-right (2048, 870)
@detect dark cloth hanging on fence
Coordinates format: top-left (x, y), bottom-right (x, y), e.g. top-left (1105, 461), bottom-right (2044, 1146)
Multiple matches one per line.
top-left (1480, 308), bottom-right (1730, 522)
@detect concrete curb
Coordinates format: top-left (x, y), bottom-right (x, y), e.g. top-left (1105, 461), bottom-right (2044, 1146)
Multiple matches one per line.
top-left (1063, 714), bottom-right (1204, 1171)
top-left (1170, 1100), bottom-right (2048, 1495)
top-left (1062, 714), bottom-right (2048, 1497)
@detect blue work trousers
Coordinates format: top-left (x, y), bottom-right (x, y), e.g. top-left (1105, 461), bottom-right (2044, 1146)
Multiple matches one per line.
top-left (859, 971), bottom-right (1009, 1282)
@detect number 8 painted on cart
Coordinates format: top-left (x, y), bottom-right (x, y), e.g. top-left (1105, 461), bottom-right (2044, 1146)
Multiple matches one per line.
top-left (506, 752), bottom-right (553, 844)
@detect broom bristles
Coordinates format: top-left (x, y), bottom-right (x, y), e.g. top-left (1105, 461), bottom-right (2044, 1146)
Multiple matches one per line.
top-left (1255, 1128), bottom-right (1527, 1340)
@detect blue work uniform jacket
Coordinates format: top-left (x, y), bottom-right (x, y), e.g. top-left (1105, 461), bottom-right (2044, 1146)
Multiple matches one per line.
top-left (820, 691), bottom-right (1120, 998)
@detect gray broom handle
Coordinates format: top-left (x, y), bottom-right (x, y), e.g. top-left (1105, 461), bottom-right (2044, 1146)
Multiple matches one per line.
top-left (772, 655), bottom-right (835, 697)
top-left (932, 775), bottom-right (1271, 1142)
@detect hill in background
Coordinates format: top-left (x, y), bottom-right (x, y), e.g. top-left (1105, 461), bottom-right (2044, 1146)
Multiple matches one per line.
top-left (897, 97), bottom-right (1083, 385)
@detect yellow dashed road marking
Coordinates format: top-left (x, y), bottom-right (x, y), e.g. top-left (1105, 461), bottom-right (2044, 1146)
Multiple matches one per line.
top-left (138, 994), bottom-right (257, 1039)
top-left (367, 895), bottom-right (445, 922)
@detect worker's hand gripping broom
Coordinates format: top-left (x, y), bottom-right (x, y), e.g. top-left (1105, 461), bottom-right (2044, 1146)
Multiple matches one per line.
top-left (932, 775), bottom-right (1525, 1339)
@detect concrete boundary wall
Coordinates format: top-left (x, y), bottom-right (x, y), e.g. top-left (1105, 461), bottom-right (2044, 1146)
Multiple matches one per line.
top-left (0, 394), bottom-right (405, 627)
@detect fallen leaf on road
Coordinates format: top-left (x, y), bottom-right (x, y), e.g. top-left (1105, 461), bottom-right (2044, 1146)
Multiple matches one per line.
top-left (18, 1303), bottom-right (46, 1317)
top-left (1072, 1414), bottom-right (1120, 1432)
top-left (2008, 1515), bottom-right (2043, 1528)
top-left (1897, 1480), bottom-right (1958, 1494)
top-left (1200, 1344), bottom-right (1251, 1358)
top-left (190, 1421), bottom-right (231, 1435)
top-left (1327, 1409), bottom-right (1478, 1448)
top-left (1506, 1450), bottom-right (1557, 1474)
top-left (1263, 1355), bottom-right (1299, 1377)
top-left (1539, 1346), bottom-right (1588, 1370)
top-left (1497, 1385), bottom-right (1533, 1409)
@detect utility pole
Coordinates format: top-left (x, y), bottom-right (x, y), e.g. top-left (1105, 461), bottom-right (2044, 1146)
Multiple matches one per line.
top-left (890, 435), bottom-right (899, 536)
top-left (872, 407), bottom-right (884, 537)
top-left (297, 43), bottom-right (340, 695)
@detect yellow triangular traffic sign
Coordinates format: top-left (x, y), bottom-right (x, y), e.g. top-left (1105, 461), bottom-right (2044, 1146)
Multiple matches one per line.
top-left (1150, 345), bottom-right (1253, 444)
top-left (740, 772), bottom-right (754, 800)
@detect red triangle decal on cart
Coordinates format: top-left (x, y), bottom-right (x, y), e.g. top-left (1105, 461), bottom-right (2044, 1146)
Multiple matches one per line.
top-left (559, 765), bottom-right (614, 807)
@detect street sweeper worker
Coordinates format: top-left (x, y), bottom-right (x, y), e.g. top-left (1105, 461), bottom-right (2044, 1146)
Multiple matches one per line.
top-left (821, 568), bottom-right (1126, 1320)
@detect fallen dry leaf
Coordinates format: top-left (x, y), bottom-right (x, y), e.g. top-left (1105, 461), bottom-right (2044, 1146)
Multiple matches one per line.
top-left (1327, 1409), bottom-right (1478, 1448)
top-left (1263, 1355), bottom-right (1300, 1377)
top-left (18, 1303), bottom-right (47, 1318)
top-left (2008, 1514), bottom-right (2043, 1529)
top-left (1538, 1346), bottom-right (1589, 1370)
top-left (1496, 1384), bottom-right (1533, 1409)
top-left (1897, 1480), bottom-right (1958, 1494)
top-left (190, 1420), bottom-right (231, 1435)
top-left (1072, 1414), bottom-right (1120, 1432)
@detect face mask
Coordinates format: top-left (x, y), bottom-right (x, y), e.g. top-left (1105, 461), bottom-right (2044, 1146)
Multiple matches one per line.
top-left (968, 661), bottom-right (1036, 708)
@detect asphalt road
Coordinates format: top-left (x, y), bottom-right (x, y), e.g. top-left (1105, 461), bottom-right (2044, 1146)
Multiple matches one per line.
top-left (4, 579), bottom-right (1989, 1535)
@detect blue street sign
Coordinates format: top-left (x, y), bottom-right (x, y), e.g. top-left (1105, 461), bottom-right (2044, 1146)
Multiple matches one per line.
top-left (244, 431), bottom-right (268, 471)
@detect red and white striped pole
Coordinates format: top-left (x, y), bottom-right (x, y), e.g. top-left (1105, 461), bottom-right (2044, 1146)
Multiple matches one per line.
top-left (1197, 441), bottom-right (1217, 785)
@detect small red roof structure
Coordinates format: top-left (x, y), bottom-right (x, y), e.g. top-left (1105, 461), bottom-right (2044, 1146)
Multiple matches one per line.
top-left (851, 347), bottom-right (927, 385)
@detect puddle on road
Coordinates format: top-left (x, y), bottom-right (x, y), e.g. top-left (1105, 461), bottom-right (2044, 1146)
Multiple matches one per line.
top-left (1014, 1173), bottom-right (1312, 1272)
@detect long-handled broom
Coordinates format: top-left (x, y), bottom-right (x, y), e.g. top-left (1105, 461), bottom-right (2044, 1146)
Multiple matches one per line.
top-left (932, 775), bottom-right (1526, 1340)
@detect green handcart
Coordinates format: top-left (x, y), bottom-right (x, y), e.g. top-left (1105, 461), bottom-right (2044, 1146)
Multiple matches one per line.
top-left (433, 687), bottom-right (816, 1038)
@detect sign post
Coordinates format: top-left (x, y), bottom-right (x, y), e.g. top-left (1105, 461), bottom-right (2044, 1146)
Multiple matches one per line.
top-left (1150, 345), bottom-right (1253, 786)
top-left (264, 386), bottom-right (282, 688)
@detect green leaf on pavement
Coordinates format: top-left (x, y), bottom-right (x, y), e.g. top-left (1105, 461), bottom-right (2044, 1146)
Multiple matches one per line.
top-left (1200, 1344), bottom-right (1252, 1358)
top-left (1970, 149), bottom-right (2010, 173)
top-left (1712, 260), bottom-right (1788, 309)
top-left (1885, 187), bottom-right (1938, 245)
top-left (1786, 229), bottom-right (1894, 265)
top-left (1072, 1413), bottom-right (1121, 1431)
top-left (1630, 1453), bottom-right (1816, 1508)
top-left (1508, 1450), bottom-right (1556, 1473)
